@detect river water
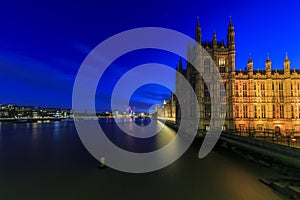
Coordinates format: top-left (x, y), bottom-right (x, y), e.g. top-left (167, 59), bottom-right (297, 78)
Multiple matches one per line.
top-left (0, 119), bottom-right (286, 199)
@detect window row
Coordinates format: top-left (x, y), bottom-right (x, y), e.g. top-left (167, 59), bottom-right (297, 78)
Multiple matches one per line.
top-left (233, 104), bottom-right (298, 119)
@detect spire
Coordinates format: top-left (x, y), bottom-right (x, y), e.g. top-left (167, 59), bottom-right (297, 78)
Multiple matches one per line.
top-left (213, 31), bottom-right (217, 47)
top-left (228, 16), bottom-right (234, 30)
top-left (247, 53), bottom-right (253, 73)
top-left (285, 52), bottom-right (289, 61)
top-left (248, 53), bottom-right (253, 63)
top-left (284, 52), bottom-right (291, 75)
top-left (179, 57), bottom-right (183, 71)
top-left (211, 31), bottom-right (217, 52)
top-left (265, 53), bottom-right (272, 74)
top-left (213, 31), bottom-right (217, 41)
top-left (266, 53), bottom-right (271, 62)
top-left (195, 16), bottom-right (202, 44)
top-left (227, 16), bottom-right (235, 50)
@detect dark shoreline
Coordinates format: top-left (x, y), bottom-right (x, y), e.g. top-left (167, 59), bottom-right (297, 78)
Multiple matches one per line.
top-left (0, 118), bottom-right (69, 123)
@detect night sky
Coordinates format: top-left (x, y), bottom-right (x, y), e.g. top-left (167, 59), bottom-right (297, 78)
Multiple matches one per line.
top-left (1, 0), bottom-right (300, 112)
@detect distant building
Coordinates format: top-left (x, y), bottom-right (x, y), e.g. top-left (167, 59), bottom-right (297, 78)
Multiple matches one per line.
top-left (0, 104), bottom-right (72, 119)
top-left (112, 110), bottom-right (119, 118)
top-left (155, 105), bottom-right (164, 119)
top-left (163, 94), bottom-right (176, 121)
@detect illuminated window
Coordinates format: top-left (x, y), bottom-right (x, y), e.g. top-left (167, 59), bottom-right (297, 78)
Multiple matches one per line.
top-left (219, 58), bottom-right (225, 66)
top-left (204, 104), bottom-right (211, 119)
top-left (220, 111), bottom-right (226, 119)
top-left (279, 82), bottom-right (283, 97)
top-left (257, 125), bottom-right (263, 131)
top-left (280, 105), bottom-right (284, 118)
top-left (205, 125), bottom-right (210, 131)
top-left (220, 82), bottom-right (226, 97)
top-left (235, 84), bottom-right (239, 97)
top-left (235, 105), bottom-right (239, 118)
top-left (220, 105), bottom-right (226, 118)
top-left (243, 83), bottom-right (247, 97)
top-left (279, 91), bottom-right (283, 97)
top-left (261, 83), bottom-right (265, 97)
top-left (219, 58), bottom-right (226, 73)
top-left (262, 105), bottom-right (266, 118)
top-left (243, 105), bottom-right (248, 118)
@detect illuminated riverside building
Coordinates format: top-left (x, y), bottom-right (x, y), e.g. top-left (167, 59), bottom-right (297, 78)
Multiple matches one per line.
top-left (162, 96), bottom-right (176, 121)
top-left (0, 104), bottom-right (73, 119)
top-left (174, 19), bottom-right (300, 135)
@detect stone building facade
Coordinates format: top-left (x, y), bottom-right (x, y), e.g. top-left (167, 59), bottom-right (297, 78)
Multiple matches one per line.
top-left (175, 19), bottom-right (300, 136)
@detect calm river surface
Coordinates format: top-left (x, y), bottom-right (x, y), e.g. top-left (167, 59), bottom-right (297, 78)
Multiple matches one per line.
top-left (0, 119), bottom-right (286, 200)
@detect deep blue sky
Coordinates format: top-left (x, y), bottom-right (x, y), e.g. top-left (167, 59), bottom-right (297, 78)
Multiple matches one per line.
top-left (1, 0), bottom-right (300, 112)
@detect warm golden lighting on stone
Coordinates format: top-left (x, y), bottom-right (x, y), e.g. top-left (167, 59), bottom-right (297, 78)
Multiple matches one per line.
top-left (173, 18), bottom-right (300, 136)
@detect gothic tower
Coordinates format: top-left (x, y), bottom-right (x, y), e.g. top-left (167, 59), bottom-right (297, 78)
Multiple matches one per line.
top-left (248, 55), bottom-right (253, 77)
top-left (227, 17), bottom-right (235, 129)
top-left (266, 54), bottom-right (272, 76)
top-left (284, 53), bottom-right (291, 76)
top-left (227, 17), bottom-right (235, 73)
top-left (195, 18), bottom-right (202, 44)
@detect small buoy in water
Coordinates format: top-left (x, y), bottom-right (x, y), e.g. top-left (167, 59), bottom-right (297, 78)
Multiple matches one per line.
top-left (98, 157), bottom-right (106, 169)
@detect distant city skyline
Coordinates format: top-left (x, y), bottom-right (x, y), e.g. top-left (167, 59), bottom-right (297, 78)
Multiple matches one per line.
top-left (1, 0), bottom-right (300, 112)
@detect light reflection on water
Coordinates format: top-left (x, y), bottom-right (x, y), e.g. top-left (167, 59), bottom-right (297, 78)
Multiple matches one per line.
top-left (99, 118), bottom-right (175, 153)
top-left (31, 123), bottom-right (38, 143)
top-left (53, 121), bottom-right (61, 136)
top-left (0, 120), bottom-right (285, 200)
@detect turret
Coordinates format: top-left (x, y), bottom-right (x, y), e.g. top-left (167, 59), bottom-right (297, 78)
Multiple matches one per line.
top-left (227, 17), bottom-right (236, 72)
top-left (248, 54), bottom-right (253, 77)
top-left (213, 31), bottom-right (217, 49)
top-left (195, 17), bottom-right (202, 44)
top-left (179, 57), bottom-right (183, 72)
top-left (284, 52), bottom-right (291, 76)
top-left (227, 17), bottom-right (235, 51)
top-left (266, 54), bottom-right (271, 76)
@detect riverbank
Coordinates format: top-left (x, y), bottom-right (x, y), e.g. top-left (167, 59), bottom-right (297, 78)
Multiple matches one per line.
top-left (162, 119), bottom-right (300, 199)
top-left (0, 118), bottom-right (73, 123)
